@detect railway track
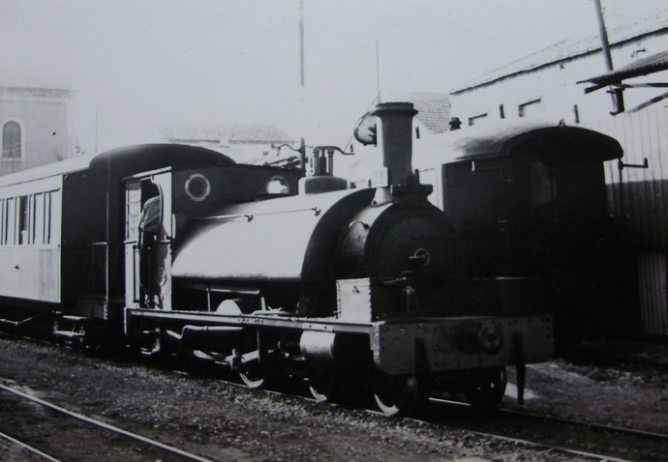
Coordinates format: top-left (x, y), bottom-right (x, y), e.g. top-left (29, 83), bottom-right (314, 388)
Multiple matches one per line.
top-left (498, 405), bottom-right (668, 442)
top-left (0, 380), bottom-right (216, 462)
top-left (424, 398), bottom-right (668, 462)
top-left (197, 366), bottom-right (668, 461)
top-left (0, 429), bottom-right (61, 462)
top-left (2, 329), bottom-right (667, 462)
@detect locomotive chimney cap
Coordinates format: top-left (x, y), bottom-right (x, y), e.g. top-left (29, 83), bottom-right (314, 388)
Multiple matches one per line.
top-left (371, 101), bottom-right (418, 117)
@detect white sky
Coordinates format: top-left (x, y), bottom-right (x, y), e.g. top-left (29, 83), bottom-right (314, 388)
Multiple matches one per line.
top-left (0, 0), bottom-right (665, 153)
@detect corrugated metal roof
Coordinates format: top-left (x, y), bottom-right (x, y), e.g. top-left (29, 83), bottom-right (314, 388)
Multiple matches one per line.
top-left (158, 124), bottom-right (295, 143)
top-left (382, 90), bottom-right (451, 134)
top-left (577, 49), bottom-right (668, 85)
top-left (451, 8), bottom-right (668, 94)
top-left (0, 85), bottom-right (75, 99)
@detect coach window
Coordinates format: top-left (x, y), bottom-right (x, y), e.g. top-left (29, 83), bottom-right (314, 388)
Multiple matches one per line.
top-left (47, 189), bottom-right (61, 244)
top-left (2, 121), bottom-right (22, 160)
top-left (0, 199), bottom-right (5, 245)
top-left (32, 193), bottom-right (45, 244)
top-left (5, 198), bottom-right (15, 245)
top-left (18, 196), bottom-right (29, 244)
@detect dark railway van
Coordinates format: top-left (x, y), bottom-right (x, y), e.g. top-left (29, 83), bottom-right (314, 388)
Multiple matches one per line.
top-left (416, 120), bottom-right (627, 342)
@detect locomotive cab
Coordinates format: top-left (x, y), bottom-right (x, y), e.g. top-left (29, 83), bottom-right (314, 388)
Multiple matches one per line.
top-left (124, 163), bottom-right (302, 313)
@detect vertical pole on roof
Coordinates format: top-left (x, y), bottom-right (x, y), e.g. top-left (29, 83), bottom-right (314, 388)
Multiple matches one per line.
top-left (593, 0), bottom-right (624, 114)
top-left (299, 0), bottom-right (305, 87)
top-left (95, 106), bottom-right (99, 153)
top-left (105, 152), bottom-right (110, 308)
top-left (593, 0), bottom-right (614, 72)
top-left (376, 41), bottom-right (381, 103)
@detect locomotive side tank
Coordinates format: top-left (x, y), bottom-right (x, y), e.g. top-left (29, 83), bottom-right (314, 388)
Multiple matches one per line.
top-left (168, 102), bottom-right (455, 321)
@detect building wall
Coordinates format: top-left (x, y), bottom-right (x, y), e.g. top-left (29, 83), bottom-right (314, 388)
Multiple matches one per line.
top-left (587, 105), bottom-right (668, 337)
top-left (229, 141), bottom-right (278, 163)
top-left (0, 87), bottom-right (74, 176)
top-left (448, 31), bottom-right (668, 339)
top-left (166, 139), bottom-right (291, 164)
top-left (449, 32), bottom-right (668, 127)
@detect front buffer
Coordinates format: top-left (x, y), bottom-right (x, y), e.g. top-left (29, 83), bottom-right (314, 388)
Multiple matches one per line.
top-left (371, 314), bottom-right (553, 411)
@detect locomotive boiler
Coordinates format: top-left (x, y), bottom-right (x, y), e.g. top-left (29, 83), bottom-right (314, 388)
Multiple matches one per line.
top-left (170, 103), bottom-right (454, 319)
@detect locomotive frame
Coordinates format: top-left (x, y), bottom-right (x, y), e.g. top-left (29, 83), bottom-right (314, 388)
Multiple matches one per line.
top-left (0, 103), bottom-right (558, 415)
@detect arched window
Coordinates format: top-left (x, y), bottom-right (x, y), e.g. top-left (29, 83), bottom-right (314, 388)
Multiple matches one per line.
top-left (2, 121), bottom-right (22, 159)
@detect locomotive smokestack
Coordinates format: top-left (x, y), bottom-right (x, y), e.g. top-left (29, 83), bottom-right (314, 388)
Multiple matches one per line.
top-left (371, 102), bottom-right (418, 187)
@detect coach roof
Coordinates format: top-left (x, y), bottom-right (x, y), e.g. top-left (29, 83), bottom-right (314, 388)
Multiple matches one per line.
top-left (415, 120), bottom-right (623, 168)
top-left (0, 144), bottom-right (234, 187)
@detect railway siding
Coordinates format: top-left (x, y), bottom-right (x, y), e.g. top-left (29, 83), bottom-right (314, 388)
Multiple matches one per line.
top-left (1, 333), bottom-right (667, 461)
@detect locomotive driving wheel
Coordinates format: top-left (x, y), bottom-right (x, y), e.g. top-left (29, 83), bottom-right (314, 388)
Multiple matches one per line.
top-left (238, 363), bottom-right (267, 389)
top-left (307, 367), bottom-right (341, 403)
top-left (234, 349), bottom-right (271, 389)
top-left (373, 372), bottom-right (427, 416)
top-left (463, 366), bottom-right (507, 409)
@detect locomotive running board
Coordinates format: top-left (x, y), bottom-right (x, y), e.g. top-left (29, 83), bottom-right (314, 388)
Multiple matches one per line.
top-left (124, 307), bottom-right (373, 336)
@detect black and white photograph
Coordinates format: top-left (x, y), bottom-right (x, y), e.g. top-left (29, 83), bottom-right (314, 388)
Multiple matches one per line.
top-left (0, 1), bottom-right (667, 461)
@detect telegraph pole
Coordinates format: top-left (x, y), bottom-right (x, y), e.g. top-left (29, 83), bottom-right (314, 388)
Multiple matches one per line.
top-left (593, 0), bottom-right (624, 114)
top-left (376, 41), bottom-right (381, 103)
top-left (299, 0), bottom-right (304, 87)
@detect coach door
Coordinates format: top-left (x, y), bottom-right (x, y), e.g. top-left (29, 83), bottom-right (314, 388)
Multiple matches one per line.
top-left (124, 171), bottom-right (173, 310)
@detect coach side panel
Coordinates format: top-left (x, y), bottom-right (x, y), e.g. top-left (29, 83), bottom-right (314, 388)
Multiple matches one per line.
top-left (0, 175), bottom-right (63, 303)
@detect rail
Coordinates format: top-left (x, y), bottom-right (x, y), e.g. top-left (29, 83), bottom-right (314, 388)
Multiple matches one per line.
top-left (0, 430), bottom-right (61, 462)
top-left (0, 381), bottom-right (217, 462)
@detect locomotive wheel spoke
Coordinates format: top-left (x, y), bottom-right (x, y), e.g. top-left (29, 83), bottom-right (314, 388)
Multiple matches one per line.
top-left (237, 354), bottom-right (269, 389)
top-left (373, 373), bottom-right (424, 417)
top-left (464, 366), bottom-right (507, 409)
top-left (307, 367), bottom-right (341, 403)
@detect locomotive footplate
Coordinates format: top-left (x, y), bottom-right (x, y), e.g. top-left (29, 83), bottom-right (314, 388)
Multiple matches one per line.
top-left (124, 309), bottom-right (552, 382)
top-left (124, 307), bottom-right (374, 336)
top-left (371, 315), bottom-right (553, 375)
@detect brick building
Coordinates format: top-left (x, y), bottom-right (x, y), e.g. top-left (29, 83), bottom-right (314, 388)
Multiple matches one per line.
top-left (0, 86), bottom-right (75, 176)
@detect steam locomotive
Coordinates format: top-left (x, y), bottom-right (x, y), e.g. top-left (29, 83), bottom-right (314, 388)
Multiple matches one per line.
top-left (0, 102), bottom-right (557, 415)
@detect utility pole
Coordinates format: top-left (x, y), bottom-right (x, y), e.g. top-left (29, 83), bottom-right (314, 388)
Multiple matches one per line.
top-left (299, 0), bottom-right (304, 87)
top-left (593, 0), bottom-right (624, 114)
top-left (376, 41), bottom-right (381, 103)
top-left (95, 105), bottom-right (99, 153)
